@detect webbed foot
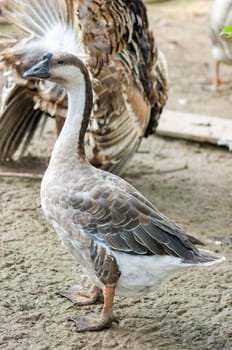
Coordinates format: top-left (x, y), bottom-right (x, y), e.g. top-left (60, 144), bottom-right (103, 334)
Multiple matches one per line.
top-left (68, 313), bottom-right (118, 332)
top-left (56, 285), bottom-right (103, 305)
top-left (206, 79), bottom-right (224, 91)
top-left (68, 285), bottom-right (117, 332)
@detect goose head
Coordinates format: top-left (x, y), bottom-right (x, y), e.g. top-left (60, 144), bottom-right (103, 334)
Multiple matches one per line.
top-left (23, 52), bottom-right (93, 159)
top-left (23, 52), bottom-right (90, 91)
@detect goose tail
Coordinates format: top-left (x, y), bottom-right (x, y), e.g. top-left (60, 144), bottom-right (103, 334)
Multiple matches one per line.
top-left (183, 249), bottom-right (225, 267)
top-left (195, 249), bottom-right (225, 266)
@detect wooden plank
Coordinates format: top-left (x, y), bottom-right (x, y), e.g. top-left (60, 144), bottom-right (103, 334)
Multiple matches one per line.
top-left (156, 110), bottom-right (232, 151)
top-left (0, 16), bottom-right (8, 25)
top-left (0, 171), bottom-right (42, 180)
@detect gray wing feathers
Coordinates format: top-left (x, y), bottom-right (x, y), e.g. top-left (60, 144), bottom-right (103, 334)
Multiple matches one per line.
top-left (68, 174), bottom-right (204, 262)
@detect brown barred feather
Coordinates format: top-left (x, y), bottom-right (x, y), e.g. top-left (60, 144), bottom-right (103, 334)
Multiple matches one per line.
top-left (0, 85), bottom-right (45, 159)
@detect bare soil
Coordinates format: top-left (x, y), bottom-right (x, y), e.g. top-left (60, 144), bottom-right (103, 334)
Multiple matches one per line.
top-left (0, 1), bottom-right (232, 349)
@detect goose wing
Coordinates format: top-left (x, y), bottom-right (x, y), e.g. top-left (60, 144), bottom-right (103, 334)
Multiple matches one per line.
top-left (65, 172), bottom-right (203, 262)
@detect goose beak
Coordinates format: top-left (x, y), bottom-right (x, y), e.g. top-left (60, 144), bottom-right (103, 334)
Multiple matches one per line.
top-left (23, 58), bottom-right (50, 79)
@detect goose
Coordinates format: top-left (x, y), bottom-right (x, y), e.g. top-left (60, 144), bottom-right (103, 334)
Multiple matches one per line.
top-left (23, 52), bottom-right (224, 332)
top-left (0, 0), bottom-right (168, 174)
top-left (208, 0), bottom-right (232, 89)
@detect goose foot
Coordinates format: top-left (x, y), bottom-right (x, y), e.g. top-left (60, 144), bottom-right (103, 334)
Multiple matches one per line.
top-left (68, 313), bottom-right (118, 332)
top-left (206, 60), bottom-right (225, 91)
top-left (206, 78), bottom-right (224, 91)
top-left (68, 285), bottom-right (117, 332)
top-left (56, 285), bottom-right (103, 305)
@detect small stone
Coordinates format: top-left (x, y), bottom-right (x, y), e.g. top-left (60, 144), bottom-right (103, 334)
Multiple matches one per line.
top-left (208, 236), bottom-right (224, 246)
top-left (207, 334), bottom-right (215, 345)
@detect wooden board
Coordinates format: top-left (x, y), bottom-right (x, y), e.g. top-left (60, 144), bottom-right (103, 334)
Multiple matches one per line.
top-left (157, 110), bottom-right (232, 151)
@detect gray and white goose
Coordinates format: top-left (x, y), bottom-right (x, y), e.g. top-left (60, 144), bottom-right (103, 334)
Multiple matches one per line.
top-left (24, 53), bottom-right (224, 332)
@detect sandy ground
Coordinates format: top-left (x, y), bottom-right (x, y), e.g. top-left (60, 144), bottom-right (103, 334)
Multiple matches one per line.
top-left (0, 1), bottom-right (232, 349)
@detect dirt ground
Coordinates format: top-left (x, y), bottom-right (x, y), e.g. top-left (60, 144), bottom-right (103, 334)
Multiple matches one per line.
top-left (0, 1), bottom-right (232, 349)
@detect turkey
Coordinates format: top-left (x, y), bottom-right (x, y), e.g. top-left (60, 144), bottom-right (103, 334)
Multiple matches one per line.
top-left (0, 0), bottom-right (168, 174)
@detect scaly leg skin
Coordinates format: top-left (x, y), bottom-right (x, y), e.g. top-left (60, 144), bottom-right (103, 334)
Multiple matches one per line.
top-left (69, 285), bottom-right (118, 332)
top-left (56, 285), bottom-right (103, 305)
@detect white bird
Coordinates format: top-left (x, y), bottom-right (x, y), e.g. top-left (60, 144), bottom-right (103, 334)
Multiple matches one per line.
top-left (208, 0), bottom-right (232, 89)
top-left (23, 52), bottom-right (225, 332)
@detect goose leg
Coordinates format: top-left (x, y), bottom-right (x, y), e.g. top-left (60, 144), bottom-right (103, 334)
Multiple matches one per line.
top-left (208, 60), bottom-right (224, 90)
top-left (56, 285), bottom-right (103, 305)
top-left (68, 285), bottom-right (118, 332)
top-left (213, 60), bottom-right (224, 88)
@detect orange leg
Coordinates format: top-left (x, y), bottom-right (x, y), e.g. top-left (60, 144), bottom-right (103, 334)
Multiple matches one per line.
top-left (207, 60), bottom-right (224, 90)
top-left (56, 285), bottom-right (103, 305)
top-left (68, 285), bottom-right (118, 332)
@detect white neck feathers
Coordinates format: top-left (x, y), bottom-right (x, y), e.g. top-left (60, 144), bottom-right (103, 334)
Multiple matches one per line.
top-left (48, 73), bottom-right (86, 167)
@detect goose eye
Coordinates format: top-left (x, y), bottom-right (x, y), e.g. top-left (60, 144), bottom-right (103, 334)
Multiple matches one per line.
top-left (58, 60), bottom-right (64, 65)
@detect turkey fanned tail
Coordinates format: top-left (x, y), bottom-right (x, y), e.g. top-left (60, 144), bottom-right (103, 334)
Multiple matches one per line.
top-left (0, 0), bottom-right (168, 173)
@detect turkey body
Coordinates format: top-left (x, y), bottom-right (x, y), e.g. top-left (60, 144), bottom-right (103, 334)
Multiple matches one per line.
top-left (0, 0), bottom-right (168, 174)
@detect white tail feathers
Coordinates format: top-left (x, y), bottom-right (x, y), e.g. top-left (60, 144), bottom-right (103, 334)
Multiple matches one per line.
top-left (1, 0), bottom-right (76, 36)
top-left (182, 249), bottom-right (226, 267)
top-left (0, 0), bottom-right (84, 59)
top-left (197, 249), bottom-right (226, 266)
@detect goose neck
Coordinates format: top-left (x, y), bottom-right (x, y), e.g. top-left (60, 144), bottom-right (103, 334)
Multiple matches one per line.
top-left (48, 67), bottom-right (93, 169)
